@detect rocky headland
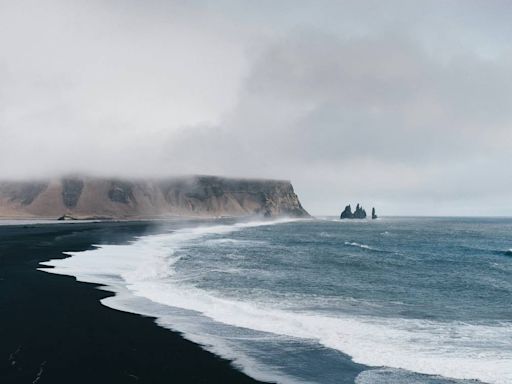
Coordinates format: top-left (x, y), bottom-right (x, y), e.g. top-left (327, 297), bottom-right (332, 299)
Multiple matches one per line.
top-left (0, 175), bottom-right (310, 220)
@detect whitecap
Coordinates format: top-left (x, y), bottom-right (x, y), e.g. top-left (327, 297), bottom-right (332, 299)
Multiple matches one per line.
top-left (344, 241), bottom-right (374, 250)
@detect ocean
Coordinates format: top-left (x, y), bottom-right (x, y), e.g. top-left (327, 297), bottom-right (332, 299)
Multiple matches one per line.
top-left (41, 217), bottom-right (512, 384)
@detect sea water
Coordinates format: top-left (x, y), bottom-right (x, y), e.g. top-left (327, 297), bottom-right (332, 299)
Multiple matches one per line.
top-left (41, 217), bottom-right (512, 384)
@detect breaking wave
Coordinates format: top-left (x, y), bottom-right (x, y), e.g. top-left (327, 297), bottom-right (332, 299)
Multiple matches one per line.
top-left (40, 219), bottom-right (512, 384)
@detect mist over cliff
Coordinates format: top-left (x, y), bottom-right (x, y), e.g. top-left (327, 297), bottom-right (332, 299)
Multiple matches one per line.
top-left (0, 175), bottom-right (309, 219)
top-left (2, 1), bottom-right (511, 215)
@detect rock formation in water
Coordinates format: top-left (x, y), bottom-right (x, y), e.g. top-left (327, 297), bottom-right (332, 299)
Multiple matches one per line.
top-left (340, 205), bottom-right (353, 219)
top-left (340, 203), bottom-right (367, 219)
top-left (353, 204), bottom-right (367, 219)
top-left (372, 207), bottom-right (378, 220)
top-left (0, 175), bottom-right (310, 219)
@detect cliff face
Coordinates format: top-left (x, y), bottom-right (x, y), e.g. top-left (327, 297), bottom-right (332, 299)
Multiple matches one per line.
top-left (0, 175), bottom-right (309, 219)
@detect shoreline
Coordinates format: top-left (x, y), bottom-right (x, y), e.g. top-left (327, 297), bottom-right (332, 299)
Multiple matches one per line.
top-left (0, 221), bottom-right (267, 384)
top-left (0, 215), bottom-right (296, 225)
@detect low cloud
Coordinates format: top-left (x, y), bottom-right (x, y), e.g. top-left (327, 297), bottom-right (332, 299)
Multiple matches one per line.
top-left (164, 30), bottom-right (512, 214)
top-left (1, 0), bottom-right (511, 215)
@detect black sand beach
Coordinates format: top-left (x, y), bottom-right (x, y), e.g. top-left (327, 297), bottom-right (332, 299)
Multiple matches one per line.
top-left (0, 221), bottom-right (266, 384)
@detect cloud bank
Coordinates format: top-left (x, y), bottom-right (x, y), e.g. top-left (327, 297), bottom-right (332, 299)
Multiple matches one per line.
top-left (1, 0), bottom-right (511, 215)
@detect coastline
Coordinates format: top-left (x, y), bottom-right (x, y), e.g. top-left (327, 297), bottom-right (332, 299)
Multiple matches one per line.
top-left (0, 221), bottom-right (267, 384)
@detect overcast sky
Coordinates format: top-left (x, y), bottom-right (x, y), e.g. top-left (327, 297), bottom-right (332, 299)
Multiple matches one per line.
top-left (1, 0), bottom-right (512, 215)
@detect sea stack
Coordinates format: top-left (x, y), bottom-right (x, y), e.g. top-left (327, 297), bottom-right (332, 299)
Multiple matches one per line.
top-left (340, 203), bottom-right (367, 219)
top-left (340, 205), bottom-right (353, 219)
top-left (353, 204), bottom-right (366, 219)
top-left (372, 207), bottom-right (378, 220)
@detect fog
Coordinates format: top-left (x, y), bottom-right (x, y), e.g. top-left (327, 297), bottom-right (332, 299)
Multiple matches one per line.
top-left (1, 0), bottom-right (511, 215)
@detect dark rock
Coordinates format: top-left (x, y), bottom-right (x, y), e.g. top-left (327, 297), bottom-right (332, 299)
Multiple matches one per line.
top-left (372, 207), bottom-right (378, 220)
top-left (57, 214), bottom-right (77, 221)
top-left (62, 178), bottom-right (84, 208)
top-left (340, 203), bottom-right (367, 219)
top-left (108, 181), bottom-right (135, 204)
top-left (0, 181), bottom-right (48, 205)
top-left (340, 205), bottom-right (353, 219)
top-left (353, 204), bottom-right (366, 219)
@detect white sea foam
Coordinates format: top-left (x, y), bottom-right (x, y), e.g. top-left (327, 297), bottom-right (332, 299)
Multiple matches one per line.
top-left (40, 219), bottom-right (512, 384)
top-left (355, 368), bottom-right (469, 384)
top-left (126, 285), bottom-right (512, 384)
top-left (204, 238), bottom-right (268, 246)
top-left (344, 241), bottom-right (374, 250)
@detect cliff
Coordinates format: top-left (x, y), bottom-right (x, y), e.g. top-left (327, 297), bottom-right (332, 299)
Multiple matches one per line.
top-left (0, 175), bottom-right (309, 219)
